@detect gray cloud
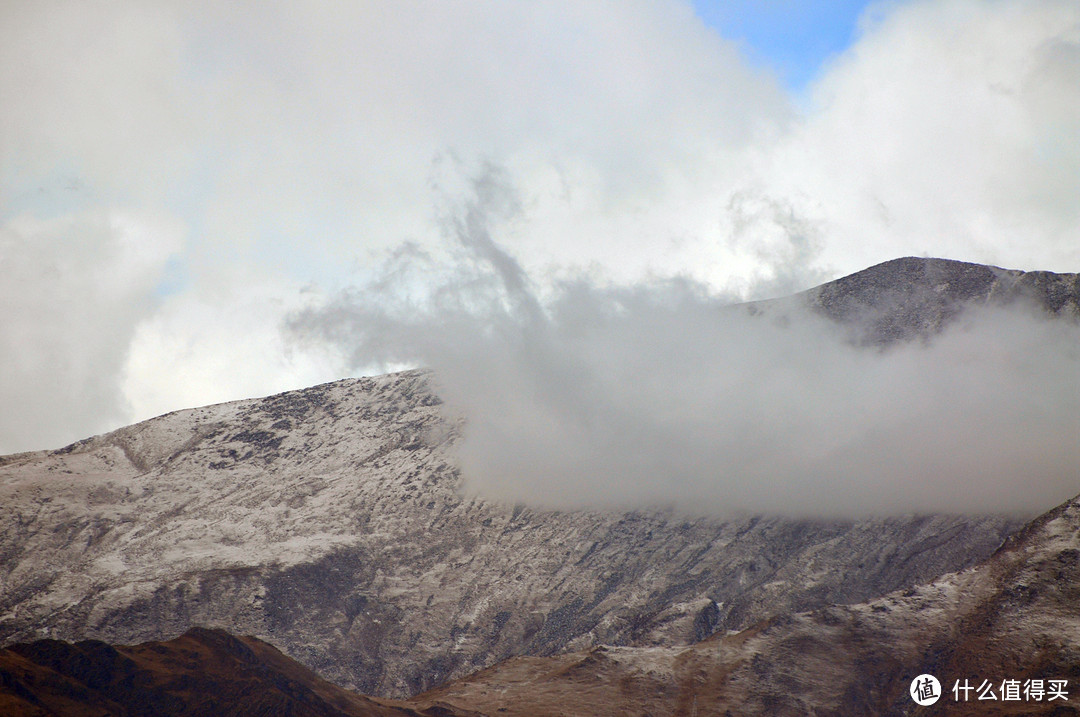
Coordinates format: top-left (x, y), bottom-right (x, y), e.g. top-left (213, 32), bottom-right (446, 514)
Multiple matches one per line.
top-left (290, 170), bottom-right (1080, 516)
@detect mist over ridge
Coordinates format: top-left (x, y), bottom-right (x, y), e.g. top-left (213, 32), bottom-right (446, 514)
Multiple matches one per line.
top-left (4, 3), bottom-right (1080, 709)
top-left (290, 183), bottom-right (1080, 517)
top-left (3, 0), bottom-right (1078, 458)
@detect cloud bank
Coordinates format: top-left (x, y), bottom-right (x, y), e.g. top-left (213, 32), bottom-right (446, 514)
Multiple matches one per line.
top-left (292, 171), bottom-right (1080, 516)
top-left (1, 0), bottom-right (1079, 464)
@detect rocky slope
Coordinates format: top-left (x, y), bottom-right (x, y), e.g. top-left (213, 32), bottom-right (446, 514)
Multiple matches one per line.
top-left (0, 257), bottom-right (1074, 698)
top-left (417, 490), bottom-right (1080, 716)
top-left (789, 256), bottom-right (1080, 344)
top-left (4, 490), bottom-right (1077, 716)
top-left (0, 370), bottom-right (1023, 699)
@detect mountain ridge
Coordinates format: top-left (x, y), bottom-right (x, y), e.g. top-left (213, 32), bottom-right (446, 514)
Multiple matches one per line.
top-left (3, 488), bottom-right (1078, 715)
top-left (0, 626), bottom-right (478, 717)
top-left (414, 488), bottom-right (1080, 715)
top-left (751, 256), bottom-right (1080, 345)
top-left (1, 256), bottom-right (1075, 698)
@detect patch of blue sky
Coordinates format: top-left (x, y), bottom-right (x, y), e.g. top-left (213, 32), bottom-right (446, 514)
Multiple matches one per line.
top-left (691, 0), bottom-right (877, 91)
top-left (154, 255), bottom-right (189, 298)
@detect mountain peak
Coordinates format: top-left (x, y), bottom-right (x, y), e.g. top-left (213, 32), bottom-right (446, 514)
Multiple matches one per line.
top-left (799, 256), bottom-right (1079, 344)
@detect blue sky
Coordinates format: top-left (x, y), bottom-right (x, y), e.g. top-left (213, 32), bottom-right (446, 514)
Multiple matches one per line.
top-left (692, 0), bottom-right (877, 89)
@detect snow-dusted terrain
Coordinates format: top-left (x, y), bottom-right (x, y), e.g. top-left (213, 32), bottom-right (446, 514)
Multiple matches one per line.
top-left (1, 257), bottom-right (1076, 698)
top-left (3, 490), bottom-right (1076, 716)
top-left (418, 491), bottom-right (1080, 716)
top-left (0, 370), bottom-right (1019, 697)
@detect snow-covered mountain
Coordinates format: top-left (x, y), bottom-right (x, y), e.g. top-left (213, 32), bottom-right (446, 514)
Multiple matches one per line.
top-left (4, 485), bottom-right (1078, 715)
top-left (1, 257), bottom-right (1075, 699)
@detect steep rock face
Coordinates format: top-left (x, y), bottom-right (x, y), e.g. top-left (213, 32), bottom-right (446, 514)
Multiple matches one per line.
top-left (5, 257), bottom-right (1075, 698)
top-left (417, 491), bottom-right (1080, 716)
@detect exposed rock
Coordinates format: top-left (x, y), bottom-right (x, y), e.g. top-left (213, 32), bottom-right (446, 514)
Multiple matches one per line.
top-left (6, 483), bottom-right (1078, 716)
top-left (751, 256), bottom-right (1080, 345)
top-left (417, 491), bottom-right (1080, 716)
top-left (0, 369), bottom-right (1020, 697)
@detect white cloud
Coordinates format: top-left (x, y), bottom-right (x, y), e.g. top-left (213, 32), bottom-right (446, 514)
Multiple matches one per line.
top-left (1, 0), bottom-right (1078, 498)
top-left (0, 210), bottom-right (181, 453)
top-left (0, 1), bottom-right (196, 202)
top-left (121, 275), bottom-right (349, 423)
top-left (737, 0), bottom-right (1080, 277)
top-left (2, 0), bottom-right (790, 281)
